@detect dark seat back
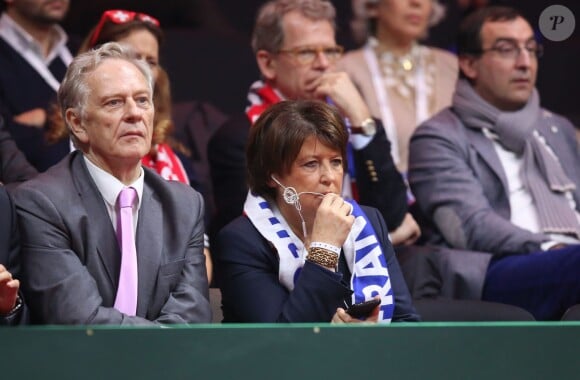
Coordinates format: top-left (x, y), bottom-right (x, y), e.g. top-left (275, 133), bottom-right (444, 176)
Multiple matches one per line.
top-left (172, 100), bottom-right (228, 226)
top-left (415, 299), bottom-right (535, 321)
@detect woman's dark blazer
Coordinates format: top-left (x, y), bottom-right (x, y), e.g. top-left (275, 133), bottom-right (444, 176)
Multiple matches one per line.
top-left (214, 204), bottom-right (419, 323)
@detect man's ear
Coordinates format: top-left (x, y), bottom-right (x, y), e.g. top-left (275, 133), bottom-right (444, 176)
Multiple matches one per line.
top-left (65, 109), bottom-right (89, 144)
top-left (458, 55), bottom-right (479, 81)
top-left (256, 50), bottom-right (277, 81)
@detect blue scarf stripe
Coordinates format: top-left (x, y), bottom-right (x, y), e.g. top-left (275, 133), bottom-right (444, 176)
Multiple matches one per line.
top-left (265, 213), bottom-right (300, 257)
top-left (349, 201), bottom-right (394, 321)
top-left (381, 303), bottom-right (395, 321)
top-left (348, 200), bottom-right (394, 322)
top-left (356, 242), bottom-right (381, 263)
top-left (288, 243), bottom-right (300, 258)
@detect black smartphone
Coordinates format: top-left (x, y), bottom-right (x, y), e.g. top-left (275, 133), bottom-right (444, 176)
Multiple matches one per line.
top-left (346, 298), bottom-right (381, 319)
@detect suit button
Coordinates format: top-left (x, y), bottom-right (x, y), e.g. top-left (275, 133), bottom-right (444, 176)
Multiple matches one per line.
top-left (550, 125), bottom-right (558, 133)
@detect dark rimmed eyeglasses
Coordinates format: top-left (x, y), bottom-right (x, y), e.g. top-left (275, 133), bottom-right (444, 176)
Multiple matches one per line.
top-left (477, 40), bottom-right (544, 60)
top-left (90, 9), bottom-right (160, 47)
top-left (277, 45), bottom-right (344, 65)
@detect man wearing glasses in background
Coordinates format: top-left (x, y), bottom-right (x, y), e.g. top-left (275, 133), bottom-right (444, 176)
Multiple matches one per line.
top-left (408, 6), bottom-right (580, 320)
top-left (208, 0), bottom-right (418, 247)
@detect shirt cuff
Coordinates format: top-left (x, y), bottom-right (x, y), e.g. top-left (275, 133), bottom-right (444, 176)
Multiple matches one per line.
top-left (349, 134), bottom-right (373, 150)
top-left (541, 240), bottom-right (561, 251)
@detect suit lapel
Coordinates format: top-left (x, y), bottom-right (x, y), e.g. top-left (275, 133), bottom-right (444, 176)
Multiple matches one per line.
top-left (464, 127), bottom-right (510, 196)
top-left (71, 152), bottom-right (120, 299)
top-left (135, 176), bottom-right (163, 316)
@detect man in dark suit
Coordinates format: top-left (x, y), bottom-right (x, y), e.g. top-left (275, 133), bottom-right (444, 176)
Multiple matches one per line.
top-left (0, 185), bottom-right (25, 325)
top-left (0, 113), bottom-right (36, 325)
top-left (0, 0), bottom-right (73, 171)
top-left (13, 42), bottom-right (210, 325)
top-left (208, 0), bottom-right (419, 246)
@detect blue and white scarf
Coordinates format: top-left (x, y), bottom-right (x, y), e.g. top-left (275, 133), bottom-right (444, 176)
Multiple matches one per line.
top-left (244, 191), bottom-right (395, 322)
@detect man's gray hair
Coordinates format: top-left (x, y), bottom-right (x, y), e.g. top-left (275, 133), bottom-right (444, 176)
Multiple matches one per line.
top-left (251, 0), bottom-right (336, 54)
top-left (57, 42), bottom-right (154, 147)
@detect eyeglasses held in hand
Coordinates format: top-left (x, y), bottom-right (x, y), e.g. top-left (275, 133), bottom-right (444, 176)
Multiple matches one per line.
top-left (90, 9), bottom-right (160, 48)
top-left (478, 40), bottom-right (544, 60)
top-left (277, 45), bottom-right (344, 65)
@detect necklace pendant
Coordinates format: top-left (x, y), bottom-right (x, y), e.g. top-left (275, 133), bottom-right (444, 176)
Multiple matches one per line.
top-left (401, 58), bottom-right (413, 71)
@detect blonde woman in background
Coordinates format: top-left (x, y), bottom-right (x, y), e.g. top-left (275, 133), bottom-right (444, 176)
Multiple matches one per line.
top-left (338, 0), bottom-right (457, 174)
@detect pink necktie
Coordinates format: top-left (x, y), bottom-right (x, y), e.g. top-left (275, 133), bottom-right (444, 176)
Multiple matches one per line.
top-left (114, 187), bottom-right (138, 316)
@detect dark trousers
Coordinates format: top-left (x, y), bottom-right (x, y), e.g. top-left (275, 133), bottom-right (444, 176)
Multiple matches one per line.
top-left (483, 244), bottom-right (580, 320)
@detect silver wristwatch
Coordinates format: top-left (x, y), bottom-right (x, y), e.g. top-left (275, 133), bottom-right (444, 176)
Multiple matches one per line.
top-left (349, 118), bottom-right (377, 136)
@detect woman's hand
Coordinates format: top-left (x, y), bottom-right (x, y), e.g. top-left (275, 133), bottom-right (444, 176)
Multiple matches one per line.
top-left (331, 305), bottom-right (379, 324)
top-left (0, 265), bottom-right (19, 316)
top-left (310, 194), bottom-right (354, 248)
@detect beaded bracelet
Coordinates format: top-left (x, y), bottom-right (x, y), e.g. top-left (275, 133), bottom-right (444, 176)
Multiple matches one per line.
top-left (309, 241), bottom-right (341, 255)
top-left (306, 247), bottom-right (339, 270)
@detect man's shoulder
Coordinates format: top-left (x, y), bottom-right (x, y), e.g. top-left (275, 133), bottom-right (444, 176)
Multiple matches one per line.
top-left (143, 167), bottom-right (200, 201)
top-left (11, 155), bottom-right (79, 216)
top-left (415, 108), bottom-right (464, 135)
top-left (540, 108), bottom-right (578, 147)
top-left (410, 108), bottom-right (473, 157)
top-left (13, 154), bottom-right (74, 194)
top-left (539, 109), bottom-right (576, 130)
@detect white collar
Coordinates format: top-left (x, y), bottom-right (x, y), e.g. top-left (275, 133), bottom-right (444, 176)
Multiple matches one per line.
top-left (0, 13), bottom-right (69, 63)
top-left (83, 155), bottom-right (144, 211)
